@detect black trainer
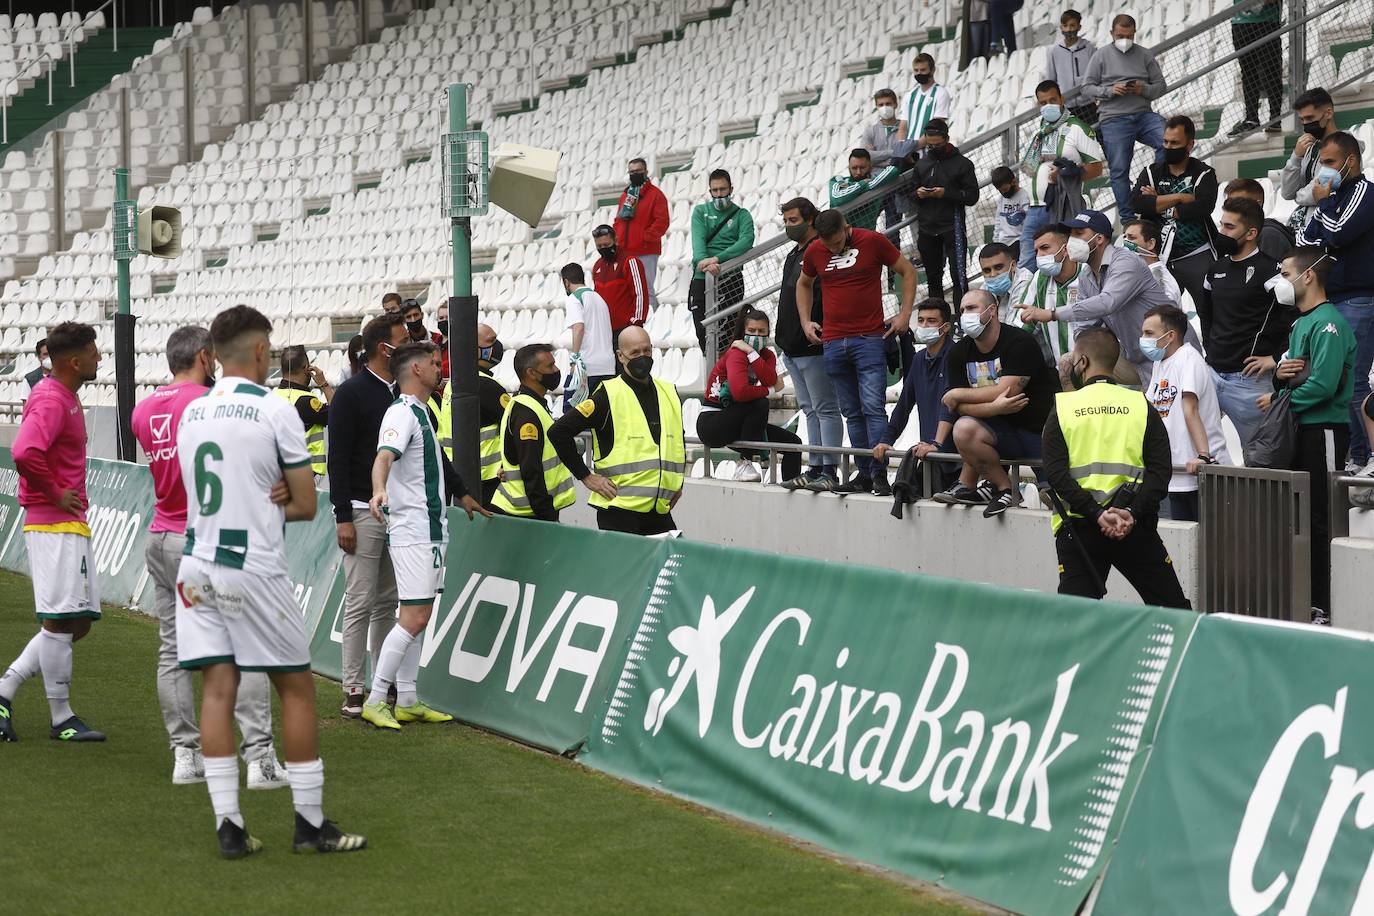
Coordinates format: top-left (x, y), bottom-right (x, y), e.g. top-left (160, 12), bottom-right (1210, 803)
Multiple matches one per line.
top-left (293, 814), bottom-right (368, 854)
top-left (49, 716), bottom-right (105, 742)
top-left (1227, 119), bottom-right (1260, 137)
top-left (0, 694), bottom-right (16, 742)
top-left (833, 475), bottom-right (872, 495)
top-left (217, 818), bottom-right (263, 859)
top-left (871, 476), bottom-right (892, 497)
top-left (983, 488), bottom-right (1021, 518)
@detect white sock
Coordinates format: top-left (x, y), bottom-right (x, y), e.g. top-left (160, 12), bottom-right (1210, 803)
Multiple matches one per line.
top-left (366, 626), bottom-right (413, 706)
top-left (287, 758), bottom-right (325, 828)
top-left (0, 631), bottom-right (44, 698)
top-left (396, 635), bottom-right (422, 708)
top-left (203, 756), bottom-right (243, 828)
top-left (38, 630), bottom-right (74, 725)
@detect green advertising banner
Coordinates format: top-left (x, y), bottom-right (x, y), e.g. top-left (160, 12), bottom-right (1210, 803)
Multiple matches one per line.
top-left (581, 539), bottom-right (1198, 916)
top-left (1095, 615), bottom-right (1374, 915)
top-left (0, 449), bottom-right (23, 570)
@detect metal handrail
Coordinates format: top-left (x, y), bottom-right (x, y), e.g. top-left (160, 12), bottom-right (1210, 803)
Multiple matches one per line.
top-left (1, 1), bottom-right (122, 144)
top-left (521, 0), bottom-right (644, 102)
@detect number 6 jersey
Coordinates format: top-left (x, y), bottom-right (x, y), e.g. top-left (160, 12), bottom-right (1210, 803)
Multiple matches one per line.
top-left (177, 376), bottom-right (313, 577)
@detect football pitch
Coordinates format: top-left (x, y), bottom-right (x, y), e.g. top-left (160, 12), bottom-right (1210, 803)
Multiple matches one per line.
top-left (0, 571), bottom-right (979, 915)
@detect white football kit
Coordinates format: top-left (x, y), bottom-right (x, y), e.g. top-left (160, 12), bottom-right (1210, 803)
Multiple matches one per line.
top-left (377, 393), bottom-right (448, 603)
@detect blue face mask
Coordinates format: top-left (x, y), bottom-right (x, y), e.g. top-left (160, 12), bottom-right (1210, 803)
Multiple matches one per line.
top-left (1040, 104), bottom-right (1063, 123)
top-left (985, 272), bottom-right (1013, 296)
top-left (1316, 163), bottom-right (1346, 191)
top-left (1139, 332), bottom-right (1170, 362)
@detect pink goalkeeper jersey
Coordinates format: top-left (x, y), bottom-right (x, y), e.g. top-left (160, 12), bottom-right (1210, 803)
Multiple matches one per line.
top-left (131, 380), bottom-right (208, 534)
top-left (13, 377), bottom-right (89, 526)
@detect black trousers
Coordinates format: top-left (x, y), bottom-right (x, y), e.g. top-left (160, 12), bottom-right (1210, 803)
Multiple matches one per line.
top-left (1233, 20), bottom-right (1283, 123)
top-left (916, 230), bottom-right (968, 305)
top-left (481, 477), bottom-right (500, 508)
top-left (1164, 490), bottom-right (1199, 522)
top-left (1055, 517), bottom-right (1192, 609)
top-left (1295, 424), bottom-right (1348, 614)
top-left (1167, 252), bottom-right (1211, 317)
top-left (596, 507), bottom-right (677, 535)
top-left (688, 272), bottom-right (745, 351)
top-left (696, 401), bottom-right (803, 480)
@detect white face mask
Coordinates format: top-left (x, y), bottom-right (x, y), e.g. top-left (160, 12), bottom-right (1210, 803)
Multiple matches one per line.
top-left (1114, 37), bottom-right (1134, 53)
top-left (1267, 275), bottom-right (1297, 306)
top-left (915, 325), bottom-right (944, 344)
top-left (1036, 254), bottom-right (1061, 275)
top-left (1066, 236), bottom-right (1093, 263)
top-left (960, 308), bottom-right (991, 339)
top-left (877, 104), bottom-right (896, 120)
top-left (39, 357), bottom-right (51, 371)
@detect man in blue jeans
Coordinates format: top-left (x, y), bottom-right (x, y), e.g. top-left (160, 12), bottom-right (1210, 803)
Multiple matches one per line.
top-left (796, 210), bottom-right (918, 495)
top-left (1298, 132), bottom-right (1374, 469)
top-left (1081, 13), bottom-right (1167, 222)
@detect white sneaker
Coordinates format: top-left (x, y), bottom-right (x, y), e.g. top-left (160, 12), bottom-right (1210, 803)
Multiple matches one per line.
top-left (1347, 461), bottom-right (1364, 476)
top-left (246, 755), bottom-right (290, 790)
top-left (1358, 459), bottom-right (1374, 478)
top-left (733, 461), bottom-right (762, 482)
top-left (172, 746), bottom-right (206, 785)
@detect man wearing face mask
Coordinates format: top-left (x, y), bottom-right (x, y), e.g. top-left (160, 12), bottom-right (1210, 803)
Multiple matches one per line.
top-left (437, 322), bottom-right (511, 505)
top-left (23, 338), bottom-right (49, 392)
top-left (1044, 10), bottom-right (1097, 125)
top-left (1012, 227), bottom-right (1082, 367)
top-left (1130, 115), bottom-right (1220, 310)
top-left (1017, 80), bottom-right (1103, 271)
top-left (275, 344), bottom-right (333, 481)
top-left (614, 158), bottom-right (669, 311)
top-left (591, 223), bottom-right (649, 339)
top-left (829, 148), bottom-right (902, 234)
top-left (561, 263), bottom-right (617, 397)
top-left (548, 326), bottom-right (685, 536)
top-left (1082, 14), bottom-right (1167, 222)
top-left (1281, 89), bottom-right (1342, 237)
top-left (912, 119), bottom-right (979, 304)
top-left (491, 344), bottom-right (576, 523)
top-left (1022, 210), bottom-right (1190, 386)
top-left (689, 169), bottom-right (755, 351)
top-left (1257, 248), bottom-right (1356, 623)
top-left (1120, 220), bottom-right (1182, 305)
top-left (1298, 132), bottom-right (1374, 472)
top-left (435, 302), bottom-right (450, 380)
top-left (873, 298), bottom-right (958, 490)
top-left (898, 53), bottom-right (954, 145)
top-left (977, 242), bottom-right (1022, 325)
top-left (1195, 197), bottom-right (1288, 452)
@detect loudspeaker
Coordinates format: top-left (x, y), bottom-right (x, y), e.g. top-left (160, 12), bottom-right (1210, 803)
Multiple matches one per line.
top-left (138, 206), bottom-right (182, 258)
top-left (488, 143), bottom-right (560, 228)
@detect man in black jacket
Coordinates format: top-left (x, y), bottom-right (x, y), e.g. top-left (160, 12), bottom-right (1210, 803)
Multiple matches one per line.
top-left (912, 118), bottom-right (980, 303)
top-left (776, 197), bottom-right (842, 490)
top-left (1130, 115), bottom-right (1219, 311)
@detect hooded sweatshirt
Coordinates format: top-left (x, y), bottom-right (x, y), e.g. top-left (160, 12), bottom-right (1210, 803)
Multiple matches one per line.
top-left (1081, 41), bottom-right (1167, 119)
top-left (1045, 36), bottom-right (1097, 98)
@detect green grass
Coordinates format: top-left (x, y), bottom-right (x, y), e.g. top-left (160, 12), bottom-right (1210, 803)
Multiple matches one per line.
top-left (0, 571), bottom-right (976, 915)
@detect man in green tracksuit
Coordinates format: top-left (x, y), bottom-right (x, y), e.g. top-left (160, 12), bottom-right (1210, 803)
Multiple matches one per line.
top-left (1258, 247), bottom-right (1355, 624)
top-left (828, 148), bottom-right (903, 235)
top-left (689, 168), bottom-right (756, 350)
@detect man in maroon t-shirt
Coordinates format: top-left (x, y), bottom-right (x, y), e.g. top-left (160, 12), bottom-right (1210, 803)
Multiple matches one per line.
top-left (796, 210), bottom-right (918, 494)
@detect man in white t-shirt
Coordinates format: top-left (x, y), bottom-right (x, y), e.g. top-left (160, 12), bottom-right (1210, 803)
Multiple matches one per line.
top-left (560, 262), bottom-right (616, 397)
top-left (1141, 303), bottom-right (1229, 522)
top-left (1122, 219), bottom-right (1183, 306)
top-left (364, 341), bottom-right (490, 731)
top-left (175, 304), bottom-right (366, 858)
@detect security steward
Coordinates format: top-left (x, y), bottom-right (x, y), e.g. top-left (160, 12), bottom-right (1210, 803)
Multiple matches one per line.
top-left (549, 325), bottom-right (685, 535)
top-left (437, 321), bottom-right (509, 506)
top-left (491, 343), bottom-right (576, 522)
top-left (275, 344), bottom-right (333, 480)
top-left (1042, 327), bottom-right (1190, 608)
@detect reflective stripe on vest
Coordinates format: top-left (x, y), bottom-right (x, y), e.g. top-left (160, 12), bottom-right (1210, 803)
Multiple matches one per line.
top-left (491, 393), bottom-right (576, 516)
top-left (588, 376), bottom-right (685, 515)
top-left (1052, 383), bottom-right (1149, 533)
top-left (274, 386), bottom-right (327, 473)
top-left (439, 378), bottom-right (502, 479)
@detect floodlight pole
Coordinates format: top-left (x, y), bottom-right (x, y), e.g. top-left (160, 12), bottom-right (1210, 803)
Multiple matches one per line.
top-left (112, 167), bottom-right (137, 462)
top-left (447, 83), bottom-right (482, 499)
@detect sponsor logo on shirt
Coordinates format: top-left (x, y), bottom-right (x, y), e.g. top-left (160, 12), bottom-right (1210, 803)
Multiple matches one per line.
top-left (1149, 378), bottom-right (1179, 417)
top-left (1323, 323), bottom-right (1339, 334)
top-left (824, 248), bottom-right (861, 271)
top-left (150, 413), bottom-right (173, 444)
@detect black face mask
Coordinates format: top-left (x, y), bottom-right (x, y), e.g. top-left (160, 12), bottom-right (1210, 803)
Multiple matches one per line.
top-left (406, 319), bottom-right (425, 335)
top-left (629, 172), bottom-right (647, 187)
top-left (625, 355), bottom-right (653, 380)
top-left (539, 369), bottom-right (563, 391)
top-left (1163, 147), bottom-right (1189, 166)
top-left (597, 245), bottom-right (618, 261)
top-left (1214, 233), bottom-right (1241, 258)
top-left (914, 71), bottom-right (932, 85)
top-left (436, 319), bottom-right (448, 337)
top-left (1302, 119), bottom-right (1326, 138)
top-left (479, 340), bottom-right (504, 364)
top-left (999, 187), bottom-right (1019, 199)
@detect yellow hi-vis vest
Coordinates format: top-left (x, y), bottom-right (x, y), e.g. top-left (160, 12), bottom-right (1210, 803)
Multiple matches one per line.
top-left (588, 376), bottom-right (685, 515)
top-left (275, 385), bottom-right (326, 474)
top-left (491, 394), bottom-right (576, 516)
top-left (439, 376), bottom-right (501, 480)
top-left (1052, 382), bottom-right (1149, 533)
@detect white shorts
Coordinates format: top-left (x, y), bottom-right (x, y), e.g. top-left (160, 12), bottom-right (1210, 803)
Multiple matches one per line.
top-left (175, 555), bottom-right (310, 672)
top-left (25, 530), bottom-right (100, 621)
top-left (390, 542), bottom-right (446, 604)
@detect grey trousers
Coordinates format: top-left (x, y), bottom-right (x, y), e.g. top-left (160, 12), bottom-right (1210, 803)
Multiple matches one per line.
top-left (340, 509), bottom-right (398, 693)
top-left (145, 531), bottom-right (274, 760)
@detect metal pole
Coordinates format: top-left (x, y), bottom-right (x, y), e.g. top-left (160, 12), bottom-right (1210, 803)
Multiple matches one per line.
top-left (113, 166), bottom-right (136, 462)
top-left (1287, 0), bottom-right (1306, 114)
top-left (448, 83), bottom-right (481, 498)
top-left (244, 3), bottom-right (255, 121)
top-left (302, 0), bottom-right (313, 84)
top-left (112, 0), bottom-right (117, 53)
top-left (183, 43), bottom-right (193, 161)
top-left (53, 131), bottom-right (64, 250)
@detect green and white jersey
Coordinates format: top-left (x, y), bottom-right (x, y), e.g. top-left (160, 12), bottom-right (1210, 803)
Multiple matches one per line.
top-left (1009, 265), bottom-right (1082, 361)
top-left (1018, 116), bottom-right (1101, 206)
top-left (828, 165), bottom-right (901, 230)
top-left (378, 393), bottom-right (447, 547)
top-left (899, 83), bottom-right (953, 139)
top-left (177, 376), bottom-right (312, 577)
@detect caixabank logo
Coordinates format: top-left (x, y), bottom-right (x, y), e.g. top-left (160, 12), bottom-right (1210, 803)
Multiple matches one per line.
top-left (599, 553), bottom-right (1179, 890)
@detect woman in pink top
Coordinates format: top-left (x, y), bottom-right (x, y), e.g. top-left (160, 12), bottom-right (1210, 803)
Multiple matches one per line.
top-left (696, 309), bottom-right (803, 483)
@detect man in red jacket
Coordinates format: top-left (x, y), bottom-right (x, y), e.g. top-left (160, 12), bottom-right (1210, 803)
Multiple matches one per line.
top-left (614, 158), bottom-right (669, 310)
top-left (592, 224), bottom-right (650, 342)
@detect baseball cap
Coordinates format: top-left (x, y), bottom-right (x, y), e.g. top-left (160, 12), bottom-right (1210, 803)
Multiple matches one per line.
top-left (1058, 209), bottom-right (1113, 237)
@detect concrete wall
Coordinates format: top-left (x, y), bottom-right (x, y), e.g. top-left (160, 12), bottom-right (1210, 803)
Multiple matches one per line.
top-left (564, 478), bottom-right (1201, 607)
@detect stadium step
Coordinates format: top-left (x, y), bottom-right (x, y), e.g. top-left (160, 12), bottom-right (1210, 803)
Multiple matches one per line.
top-left (0, 26), bottom-right (172, 155)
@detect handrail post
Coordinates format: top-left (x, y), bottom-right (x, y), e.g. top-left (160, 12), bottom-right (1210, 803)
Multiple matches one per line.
top-left (703, 271), bottom-right (718, 368)
top-left (112, 0), bottom-right (117, 53)
top-left (1288, 0), bottom-right (1306, 113)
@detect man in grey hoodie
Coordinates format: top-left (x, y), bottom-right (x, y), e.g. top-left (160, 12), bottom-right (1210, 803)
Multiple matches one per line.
top-left (1044, 9), bottom-right (1097, 124)
top-left (1081, 13), bottom-right (1167, 223)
